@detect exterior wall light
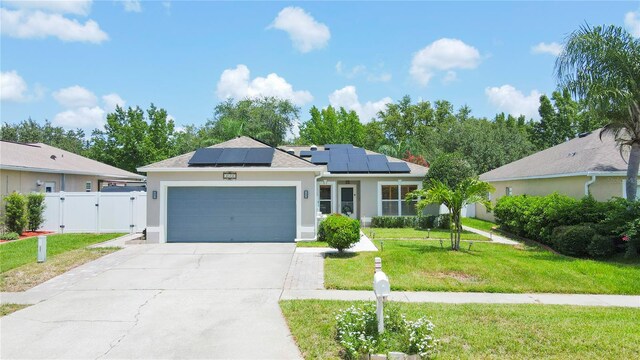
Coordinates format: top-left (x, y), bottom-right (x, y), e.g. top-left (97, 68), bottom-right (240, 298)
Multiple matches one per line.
top-left (304, 190), bottom-right (309, 199)
top-left (152, 190), bottom-right (158, 199)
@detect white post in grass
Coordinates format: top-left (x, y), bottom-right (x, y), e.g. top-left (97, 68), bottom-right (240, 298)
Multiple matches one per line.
top-left (37, 235), bottom-right (47, 263)
top-left (373, 257), bottom-right (390, 333)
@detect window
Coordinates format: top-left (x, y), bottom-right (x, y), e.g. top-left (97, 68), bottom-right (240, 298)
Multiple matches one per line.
top-left (319, 185), bottom-right (332, 214)
top-left (85, 181), bottom-right (92, 192)
top-left (44, 181), bottom-right (55, 193)
top-left (506, 187), bottom-right (513, 196)
top-left (380, 183), bottom-right (419, 216)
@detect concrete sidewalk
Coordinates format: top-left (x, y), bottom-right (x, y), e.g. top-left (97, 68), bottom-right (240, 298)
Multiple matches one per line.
top-left (281, 289), bottom-right (640, 307)
top-left (463, 225), bottom-right (520, 245)
top-left (295, 231), bottom-right (378, 254)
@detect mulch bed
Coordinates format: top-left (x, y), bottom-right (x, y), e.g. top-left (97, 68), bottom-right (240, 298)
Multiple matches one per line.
top-left (0, 231), bottom-right (55, 244)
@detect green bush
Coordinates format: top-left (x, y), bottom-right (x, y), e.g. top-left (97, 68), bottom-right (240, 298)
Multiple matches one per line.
top-left (551, 225), bottom-right (596, 257)
top-left (588, 234), bottom-right (616, 258)
top-left (4, 192), bottom-right (27, 235)
top-left (0, 232), bottom-right (20, 240)
top-left (26, 192), bottom-right (46, 232)
top-left (322, 214), bottom-right (360, 251)
top-left (370, 215), bottom-right (449, 230)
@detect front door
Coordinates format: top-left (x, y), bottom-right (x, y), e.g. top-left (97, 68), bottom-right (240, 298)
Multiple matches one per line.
top-left (338, 185), bottom-right (357, 219)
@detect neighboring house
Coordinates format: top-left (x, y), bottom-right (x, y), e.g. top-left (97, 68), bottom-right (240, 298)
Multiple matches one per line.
top-left (476, 130), bottom-right (640, 222)
top-left (0, 140), bottom-right (145, 196)
top-left (138, 136), bottom-right (429, 243)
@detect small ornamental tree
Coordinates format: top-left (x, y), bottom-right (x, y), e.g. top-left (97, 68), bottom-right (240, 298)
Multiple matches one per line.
top-left (26, 192), bottom-right (46, 231)
top-left (402, 150), bottom-right (429, 167)
top-left (4, 192), bottom-right (27, 235)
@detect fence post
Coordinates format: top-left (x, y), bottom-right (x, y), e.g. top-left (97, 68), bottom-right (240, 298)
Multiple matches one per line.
top-left (59, 191), bottom-right (65, 234)
top-left (95, 192), bottom-right (100, 233)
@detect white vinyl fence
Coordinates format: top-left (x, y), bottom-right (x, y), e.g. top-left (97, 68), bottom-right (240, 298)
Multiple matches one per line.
top-left (438, 203), bottom-right (476, 218)
top-left (41, 192), bottom-right (146, 233)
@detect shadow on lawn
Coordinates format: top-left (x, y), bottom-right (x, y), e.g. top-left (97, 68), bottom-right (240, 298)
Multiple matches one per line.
top-left (325, 252), bottom-right (359, 259)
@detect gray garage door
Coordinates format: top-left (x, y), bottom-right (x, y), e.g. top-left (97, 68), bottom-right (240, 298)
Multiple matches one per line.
top-left (167, 186), bottom-right (296, 243)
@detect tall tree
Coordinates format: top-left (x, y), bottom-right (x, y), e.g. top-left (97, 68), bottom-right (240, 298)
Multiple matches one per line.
top-left (298, 106), bottom-right (364, 146)
top-left (1, 119), bottom-right (86, 154)
top-left (556, 24), bottom-right (640, 200)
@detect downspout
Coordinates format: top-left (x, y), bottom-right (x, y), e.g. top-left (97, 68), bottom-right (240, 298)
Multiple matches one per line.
top-left (584, 174), bottom-right (596, 197)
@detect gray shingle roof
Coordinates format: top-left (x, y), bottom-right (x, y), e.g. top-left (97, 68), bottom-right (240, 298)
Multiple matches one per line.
top-left (139, 136), bottom-right (318, 170)
top-left (480, 130), bottom-right (630, 181)
top-left (0, 141), bottom-right (144, 179)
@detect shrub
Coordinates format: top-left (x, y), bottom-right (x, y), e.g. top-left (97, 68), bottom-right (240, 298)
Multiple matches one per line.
top-left (322, 214), bottom-right (360, 251)
top-left (623, 218), bottom-right (640, 258)
top-left (551, 225), bottom-right (596, 257)
top-left (26, 192), bottom-right (46, 232)
top-left (4, 192), bottom-right (27, 235)
top-left (587, 234), bottom-right (616, 258)
top-left (0, 232), bottom-right (20, 240)
top-left (370, 215), bottom-right (449, 230)
top-left (335, 303), bottom-right (438, 359)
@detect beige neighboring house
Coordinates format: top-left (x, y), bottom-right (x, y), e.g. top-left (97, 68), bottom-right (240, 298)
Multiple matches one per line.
top-left (476, 130), bottom-right (640, 221)
top-left (0, 140), bottom-right (145, 197)
top-left (138, 136), bottom-right (429, 243)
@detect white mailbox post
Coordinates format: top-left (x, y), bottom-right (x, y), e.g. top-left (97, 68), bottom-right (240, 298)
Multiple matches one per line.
top-left (37, 235), bottom-right (47, 263)
top-left (373, 257), bottom-right (390, 333)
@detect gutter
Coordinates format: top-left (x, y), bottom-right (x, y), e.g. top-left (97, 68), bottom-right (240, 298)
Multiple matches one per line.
top-left (584, 174), bottom-right (597, 196)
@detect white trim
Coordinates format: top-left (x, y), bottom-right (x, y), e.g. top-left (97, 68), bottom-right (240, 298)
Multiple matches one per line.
top-left (317, 181), bottom-right (337, 215)
top-left (338, 184), bottom-right (358, 219)
top-left (377, 180), bottom-right (422, 216)
top-left (300, 226), bottom-right (315, 233)
top-left (0, 165), bottom-right (144, 180)
top-left (483, 171), bottom-right (629, 182)
top-left (159, 180), bottom-right (302, 243)
top-left (138, 166), bottom-right (320, 173)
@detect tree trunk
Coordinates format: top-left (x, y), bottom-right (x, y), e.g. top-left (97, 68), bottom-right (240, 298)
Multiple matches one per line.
top-left (626, 143), bottom-right (640, 201)
top-left (449, 211), bottom-right (454, 250)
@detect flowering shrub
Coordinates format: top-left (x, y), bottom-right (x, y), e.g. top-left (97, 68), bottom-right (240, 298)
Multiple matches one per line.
top-left (403, 151), bottom-right (430, 168)
top-left (335, 303), bottom-right (438, 359)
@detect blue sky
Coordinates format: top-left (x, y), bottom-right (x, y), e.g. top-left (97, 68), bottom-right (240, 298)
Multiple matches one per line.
top-left (2, 1), bottom-right (639, 136)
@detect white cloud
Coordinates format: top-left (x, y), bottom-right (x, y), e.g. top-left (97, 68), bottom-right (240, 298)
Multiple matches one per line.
top-left (162, 1), bottom-right (171, 13)
top-left (442, 71), bottom-right (457, 84)
top-left (367, 73), bottom-right (392, 83)
top-left (0, 8), bottom-right (108, 43)
top-left (122, 0), bottom-right (142, 13)
top-left (269, 6), bottom-right (330, 53)
top-left (53, 106), bottom-right (105, 128)
top-left (625, 11), bottom-right (640, 38)
top-left (328, 86), bottom-right (391, 123)
top-left (0, 70), bottom-right (28, 102)
top-left (1, 0), bottom-right (92, 16)
top-left (531, 42), bottom-right (563, 56)
top-left (215, 64), bottom-right (313, 105)
top-left (336, 61), bottom-right (392, 83)
top-left (102, 93), bottom-right (126, 112)
top-left (485, 84), bottom-right (541, 120)
top-left (53, 85), bottom-right (98, 108)
top-left (410, 38), bottom-right (481, 86)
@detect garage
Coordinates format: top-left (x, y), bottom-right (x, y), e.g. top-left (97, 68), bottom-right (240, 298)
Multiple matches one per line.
top-left (166, 186), bottom-right (297, 243)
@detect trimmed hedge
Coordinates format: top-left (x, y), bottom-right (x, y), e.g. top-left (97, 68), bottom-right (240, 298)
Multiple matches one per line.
top-left (494, 194), bottom-right (640, 258)
top-left (0, 232), bottom-right (20, 240)
top-left (319, 214), bottom-right (360, 252)
top-left (370, 215), bottom-right (449, 230)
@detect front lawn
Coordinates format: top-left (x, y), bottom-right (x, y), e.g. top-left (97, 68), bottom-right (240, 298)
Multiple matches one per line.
top-left (297, 241), bottom-right (330, 248)
top-left (0, 304), bottom-right (29, 317)
top-left (461, 217), bottom-right (496, 232)
top-left (0, 233), bottom-right (123, 272)
top-left (325, 240), bottom-right (640, 294)
top-left (280, 300), bottom-right (640, 360)
top-left (363, 227), bottom-right (488, 241)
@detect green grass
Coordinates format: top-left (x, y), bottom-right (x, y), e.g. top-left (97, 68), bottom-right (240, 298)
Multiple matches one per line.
top-left (297, 241), bottom-right (330, 247)
top-left (363, 227), bottom-right (488, 241)
top-left (0, 233), bottom-right (124, 272)
top-left (280, 300), bottom-right (640, 360)
top-left (0, 304), bottom-right (29, 317)
top-left (324, 240), bottom-right (640, 294)
top-left (461, 217), bottom-right (497, 232)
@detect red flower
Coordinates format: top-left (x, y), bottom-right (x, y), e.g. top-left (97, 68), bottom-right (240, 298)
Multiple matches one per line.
top-left (622, 235), bottom-right (630, 242)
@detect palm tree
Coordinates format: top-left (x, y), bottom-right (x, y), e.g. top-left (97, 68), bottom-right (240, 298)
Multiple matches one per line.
top-left (410, 179), bottom-right (494, 251)
top-left (556, 24), bottom-right (640, 200)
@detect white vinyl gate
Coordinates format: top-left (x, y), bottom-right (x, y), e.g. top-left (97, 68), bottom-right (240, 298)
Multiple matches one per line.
top-left (41, 192), bottom-right (146, 233)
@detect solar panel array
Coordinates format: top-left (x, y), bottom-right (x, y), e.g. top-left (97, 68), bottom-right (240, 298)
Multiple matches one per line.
top-left (308, 144), bottom-right (411, 174)
top-left (188, 148), bottom-right (274, 166)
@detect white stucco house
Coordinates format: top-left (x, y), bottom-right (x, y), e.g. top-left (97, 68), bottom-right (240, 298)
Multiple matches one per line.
top-left (138, 136), bottom-right (430, 243)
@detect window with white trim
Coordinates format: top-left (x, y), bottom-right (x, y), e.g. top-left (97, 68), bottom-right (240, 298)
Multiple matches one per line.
top-left (85, 181), bottom-right (92, 192)
top-left (506, 187), bottom-right (513, 196)
top-left (319, 184), bottom-right (333, 214)
top-left (380, 183), bottom-right (419, 216)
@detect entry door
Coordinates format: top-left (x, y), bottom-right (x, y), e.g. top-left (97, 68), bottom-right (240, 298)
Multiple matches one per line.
top-left (338, 185), bottom-right (357, 219)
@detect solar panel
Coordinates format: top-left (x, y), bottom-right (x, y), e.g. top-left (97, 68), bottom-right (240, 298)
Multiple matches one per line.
top-left (388, 162), bottom-right (411, 173)
top-left (311, 152), bottom-right (331, 164)
top-left (244, 148), bottom-right (274, 165)
top-left (347, 147), bottom-right (366, 156)
top-left (330, 153), bottom-right (349, 163)
top-left (367, 154), bottom-right (388, 163)
top-left (327, 162), bottom-right (349, 173)
top-left (299, 150), bottom-right (313, 157)
top-left (188, 148), bottom-right (224, 165)
top-left (348, 154), bottom-right (367, 162)
top-left (347, 161), bottom-right (369, 173)
top-left (367, 161), bottom-right (390, 173)
top-left (217, 148), bottom-right (249, 164)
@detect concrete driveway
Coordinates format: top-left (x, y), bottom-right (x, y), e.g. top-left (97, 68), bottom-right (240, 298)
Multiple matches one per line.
top-left (1, 243), bottom-right (302, 359)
